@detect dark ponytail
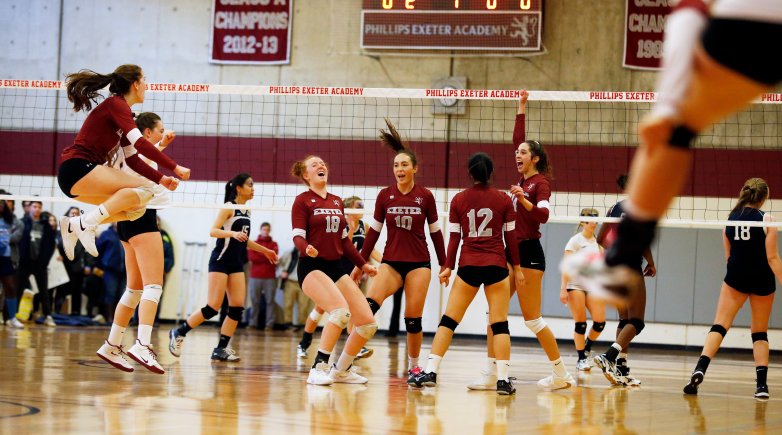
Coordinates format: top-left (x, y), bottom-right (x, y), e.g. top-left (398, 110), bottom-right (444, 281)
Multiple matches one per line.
top-left (525, 140), bottom-right (553, 178)
top-left (225, 173), bottom-right (252, 203)
top-left (468, 152), bottom-right (494, 185)
top-left (731, 177), bottom-right (769, 215)
top-left (379, 118), bottom-right (418, 166)
top-left (65, 64), bottom-right (143, 112)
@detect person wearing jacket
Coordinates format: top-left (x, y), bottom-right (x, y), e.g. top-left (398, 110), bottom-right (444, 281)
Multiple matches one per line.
top-left (0, 189), bottom-right (24, 328)
top-left (18, 201), bottom-right (56, 326)
top-left (247, 222), bottom-right (279, 329)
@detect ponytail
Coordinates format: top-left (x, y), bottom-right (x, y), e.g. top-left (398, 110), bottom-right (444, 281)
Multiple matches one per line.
top-left (731, 177), bottom-right (769, 215)
top-left (65, 64), bottom-right (143, 112)
top-left (225, 173), bottom-right (252, 203)
top-left (379, 118), bottom-right (418, 166)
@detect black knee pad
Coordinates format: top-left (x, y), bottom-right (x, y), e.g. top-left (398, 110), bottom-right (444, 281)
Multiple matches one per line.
top-left (201, 305), bottom-right (219, 319)
top-left (366, 298), bottom-right (381, 315)
top-left (404, 317), bottom-right (423, 333)
top-left (710, 324), bottom-right (728, 337)
top-left (438, 315), bottom-right (459, 331)
top-left (669, 125), bottom-right (697, 149)
top-left (628, 318), bottom-right (645, 334)
top-left (592, 321), bottom-right (606, 333)
top-left (617, 318), bottom-right (628, 330)
top-left (574, 322), bottom-right (587, 335)
top-left (752, 332), bottom-right (768, 343)
top-left (227, 306), bottom-right (244, 321)
top-left (491, 321), bottom-right (510, 336)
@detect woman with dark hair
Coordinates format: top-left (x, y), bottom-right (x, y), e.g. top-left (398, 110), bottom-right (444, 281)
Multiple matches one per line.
top-left (413, 153), bottom-right (523, 395)
top-left (56, 64), bottom-right (190, 262)
top-left (96, 112), bottom-right (176, 373)
top-left (684, 178), bottom-right (782, 399)
top-left (290, 155), bottom-right (378, 385)
top-left (57, 207), bottom-right (86, 316)
top-left (0, 190), bottom-right (24, 328)
top-left (472, 92), bottom-right (574, 391)
top-left (349, 119), bottom-right (446, 385)
top-left (168, 173), bottom-right (278, 362)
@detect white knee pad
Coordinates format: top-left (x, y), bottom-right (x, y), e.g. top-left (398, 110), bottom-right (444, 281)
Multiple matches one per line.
top-left (124, 206), bottom-right (147, 221)
top-left (132, 185), bottom-right (155, 205)
top-left (354, 322), bottom-right (378, 340)
top-left (328, 307), bottom-right (351, 329)
top-left (525, 317), bottom-right (547, 334)
top-left (140, 284), bottom-right (163, 304)
top-left (309, 309), bottom-right (323, 323)
top-left (119, 288), bottom-right (143, 309)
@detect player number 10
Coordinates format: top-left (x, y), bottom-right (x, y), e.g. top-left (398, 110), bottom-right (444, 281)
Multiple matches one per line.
top-left (395, 215), bottom-right (413, 230)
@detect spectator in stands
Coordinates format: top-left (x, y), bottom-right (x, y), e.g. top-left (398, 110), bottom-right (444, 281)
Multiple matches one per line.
top-left (0, 189), bottom-right (24, 328)
top-left (55, 207), bottom-right (86, 315)
top-left (97, 223), bottom-right (125, 323)
top-left (18, 200), bottom-right (56, 326)
top-left (247, 222), bottom-right (279, 329)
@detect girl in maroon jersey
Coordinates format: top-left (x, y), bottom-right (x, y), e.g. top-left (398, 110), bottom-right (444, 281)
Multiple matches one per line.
top-left (349, 119), bottom-right (446, 386)
top-left (290, 155), bottom-right (378, 385)
top-left (413, 153), bottom-right (523, 395)
top-left (472, 92), bottom-right (574, 391)
top-left (56, 65), bottom-right (190, 262)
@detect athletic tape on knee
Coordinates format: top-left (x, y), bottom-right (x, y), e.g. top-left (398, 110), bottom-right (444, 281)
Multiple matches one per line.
top-left (752, 332), bottom-right (768, 343)
top-left (525, 317), bottom-right (547, 334)
top-left (140, 284), bottom-right (163, 304)
top-left (227, 306), bottom-right (244, 321)
top-left (618, 319), bottom-right (628, 330)
top-left (328, 307), bottom-right (351, 329)
top-left (201, 305), bottom-right (219, 319)
top-left (669, 125), bottom-right (697, 149)
top-left (592, 321), bottom-right (606, 333)
top-left (132, 185), bottom-right (155, 205)
top-left (709, 324), bottom-right (727, 337)
top-left (119, 288), bottom-right (143, 309)
top-left (124, 206), bottom-right (146, 221)
top-left (439, 314), bottom-right (459, 331)
top-left (404, 317), bottom-right (423, 333)
top-left (355, 322), bottom-right (378, 339)
top-left (574, 322), bottom-right (588, 335)
top-left (490, 321), bottom-right (510, 336)
top-left (309, 309), bottom-right (323, 323)
top-left (628, 318), bottom-right (645, 334)
top-left (366, 298), bottom-right (381, 315)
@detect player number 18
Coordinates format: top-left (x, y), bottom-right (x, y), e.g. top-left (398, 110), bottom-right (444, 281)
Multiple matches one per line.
top-left (734, 225), bottom-right (751, 241)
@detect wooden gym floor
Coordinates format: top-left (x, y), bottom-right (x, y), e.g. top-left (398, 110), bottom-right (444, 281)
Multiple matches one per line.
top-left (0, 324), bottom-right (779, 434)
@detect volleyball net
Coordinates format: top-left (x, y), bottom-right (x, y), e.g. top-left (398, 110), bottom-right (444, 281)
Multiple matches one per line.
top-left (1, 79), bottom-right (781, 228)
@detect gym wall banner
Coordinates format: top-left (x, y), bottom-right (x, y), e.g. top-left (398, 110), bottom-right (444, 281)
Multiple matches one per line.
top-left (210, 0), bottom-right (293, 65)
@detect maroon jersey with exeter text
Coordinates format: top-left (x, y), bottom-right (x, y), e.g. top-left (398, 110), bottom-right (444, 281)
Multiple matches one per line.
top-left (60, 95), bottom-right (177, 182)
top-left (291, 189), bottom-right (365, 266)
top-left (447, 185), bottom-right (519, 269)
top-left (513, 173), bottom-right (551, 240)
top-left (365, 184), bottom-right (442, 263)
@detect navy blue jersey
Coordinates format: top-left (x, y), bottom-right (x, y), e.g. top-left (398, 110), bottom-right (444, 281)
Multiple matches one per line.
top-left (212, 203), bottom-right (251, 265)
top-left (724, 208), bottom-right (775, 294)
top-left (341, 220), bottom-right (366, 274)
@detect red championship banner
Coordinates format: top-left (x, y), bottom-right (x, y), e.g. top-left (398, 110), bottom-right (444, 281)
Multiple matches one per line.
top-left (210, 0), bottom-right (293, 65)
top-left (623, 0), bottom-right (670, 70)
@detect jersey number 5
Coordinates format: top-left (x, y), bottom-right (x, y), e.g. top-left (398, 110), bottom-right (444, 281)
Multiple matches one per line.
top-left (733, 225), bottom-right (751, 241)
top-left (467, 208), bottom-right (493, 237)
top-left (325, 216), bottom-right (341, 233)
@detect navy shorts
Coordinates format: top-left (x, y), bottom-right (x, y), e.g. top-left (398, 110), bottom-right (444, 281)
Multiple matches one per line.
top-left (456, 265), bottom-right (509, 288)
top-left (298, 257), bottom-right (346, 287)
top-left (57, 158), bottom-right (98, 198)
top-left (209, 253), bottom-right (246, 275)
top-left (703, 18), bottom-right (782, 86)
top-left (724, 267), bottom-right (776, 297)
top-left (117, 209), bottom-right (158, 243)
top-left (381, 260), bottom-right (431, 282)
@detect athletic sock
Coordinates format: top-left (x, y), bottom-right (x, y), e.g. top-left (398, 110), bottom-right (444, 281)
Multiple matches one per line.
top-left (486, 357), bottom-right (497, 375)
top-left (177, 321), bottom-right (193, 336)
top-left (300, 331), bottom-right (313, 349)
top-left (617, 352), bottom-right (629, 367)
top-left (605, 212), bottom-right (657, 269)
top-left (584, 338), bottom-right (595, 353)
top-left (605, 343), bottom-right (622, 362)
top-left (137, 324), bottom-right (153, 346)
top-left (217, 334), bottom-right (231, 349)
top-left (408, 355), bottom-right (419, 370)
top-left (756, 366), bottom-right (768, 387)
top-left (313, 349), bottom-right (331, 367)
top-left (552, 358), bottom-right (567, 377)
top-left (577, 349), bottom-right (587, 360)
top-left (425, 354), bottom-right (443, 374)
top-left (497, 360), bottom-right (510, 382)
top-left (108, 324), bottom-right (126, 346)
top-left (336, 352), bottom-right (357, 372)
top-left (695, 355), bottom-right (711, 374)
top-left (82, 204), bottom-right (109, 227)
